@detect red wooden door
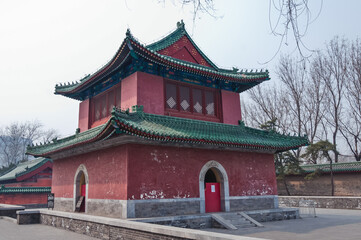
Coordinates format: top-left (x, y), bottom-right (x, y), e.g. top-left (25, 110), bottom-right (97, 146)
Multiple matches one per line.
top-left (81, 184), bottom-right (86, 196)
top-left (80, 184), bottom-right (86, 212)
top-left (205, 182), bottom-right (221, 212)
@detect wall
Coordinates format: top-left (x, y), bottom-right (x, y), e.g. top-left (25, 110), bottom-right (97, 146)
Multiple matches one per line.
top-left (279, 196), bottom-right (361, 210)
top-left (121, 73), bottom-right (138, 111)
top-left (137, 72), bottom-right (164, 115)
top-left (78, 99), bottom-right (90, 132)
top-left (0, 193), bottom-right (47, 206)
top-left (127, 144), bottom-right (276, 199)
top-left (221, 90), bottom-right (242, 125)
top-left (277, 173), bottom-right (361, 196)
top-left (52, 145), bottom-right (128, 216)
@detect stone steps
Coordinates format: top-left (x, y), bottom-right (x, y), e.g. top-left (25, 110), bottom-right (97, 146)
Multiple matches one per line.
top-left (212, 212), bottom-right (262, 230)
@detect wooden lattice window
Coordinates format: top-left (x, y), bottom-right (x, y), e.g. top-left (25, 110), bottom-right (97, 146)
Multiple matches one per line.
top-left (165, 80), bottom-right (219, 121)
top-left (91, 84), bottom-right (121, 127)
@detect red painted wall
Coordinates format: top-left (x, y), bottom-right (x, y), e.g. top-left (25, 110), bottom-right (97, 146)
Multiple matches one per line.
top-left (221, 90), bottom-right (242, 125)
top-left (158, 36), bottom-right (213, 68)
top-left (5, 178), bottom-right (52, 188)
top-left (0, 193), bottom-right (48, 205)
top-left (126, 144), bottom-right (277, 200)
top-left (78, 99), bottom-right (90, 132)
top-left (137, 72), bottom-right (164, 115)
top-left (121, 73), bottom-right (138, 112)
top-left (52, 145), bottom-right (128, 199)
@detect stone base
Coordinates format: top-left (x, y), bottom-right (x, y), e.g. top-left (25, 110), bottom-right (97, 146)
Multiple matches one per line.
top-left (229, 195), bottom-right (278, 212)
top-left (55, 195), bottom-right (279, 219)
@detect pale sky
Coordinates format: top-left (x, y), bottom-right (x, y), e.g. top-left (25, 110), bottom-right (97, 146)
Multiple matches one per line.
top-left (1, 0), bottom-right (360, 138)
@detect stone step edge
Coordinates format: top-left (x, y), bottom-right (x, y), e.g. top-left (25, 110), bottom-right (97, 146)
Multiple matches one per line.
top-left (238, 212), bottom-right (264, 228)
top-left (211, 214), bottom-right (238, 230)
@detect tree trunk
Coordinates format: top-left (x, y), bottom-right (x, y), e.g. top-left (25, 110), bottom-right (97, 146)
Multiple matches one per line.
top-left (283, 177), bottom-right (291, 196)
top-left (330, 158), bottom-right (334, 196)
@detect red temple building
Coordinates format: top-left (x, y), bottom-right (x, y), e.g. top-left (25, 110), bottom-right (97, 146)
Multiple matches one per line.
top-left (0, 158), bottom-right (52, 208)
top-left (27, 21), bottom-right (308, 218)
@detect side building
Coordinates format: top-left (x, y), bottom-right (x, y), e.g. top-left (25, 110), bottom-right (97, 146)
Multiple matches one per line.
top-left (27, 21), bottom-right (308, 218)
top-left (0, 158), bottom-right (52, 208)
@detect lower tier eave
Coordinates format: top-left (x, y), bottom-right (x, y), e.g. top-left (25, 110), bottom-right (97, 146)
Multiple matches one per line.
top-left (48, 134), bottom-right (277, 160)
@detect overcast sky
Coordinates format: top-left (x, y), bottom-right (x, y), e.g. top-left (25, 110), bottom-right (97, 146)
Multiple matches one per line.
top-left (1, 0), bottom-right (361, 138)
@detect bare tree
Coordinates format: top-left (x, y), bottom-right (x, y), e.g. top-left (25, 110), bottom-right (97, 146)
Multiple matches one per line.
top-left (243, 84), bottom-right (291, 135)
top-left (304, 59), bottom-right (327, 143)
top-left (275, 55), bottom-right (308, 158)
top-left (0, 121), bottom-right (60, 166)
top-left (313, 37), bottom-right (349, 163)
top-left (340, 38), bottom-right (361, 161)
top-left (162, 1), bottom-right (321, 58)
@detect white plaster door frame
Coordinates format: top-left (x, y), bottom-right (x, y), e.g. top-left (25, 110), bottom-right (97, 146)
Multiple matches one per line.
top-left (73, 164), bottom-right (89, 213)
top-left (199, 160), bottom-right (230, 213)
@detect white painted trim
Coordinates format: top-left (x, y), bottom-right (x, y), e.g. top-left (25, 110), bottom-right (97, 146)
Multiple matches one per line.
top-left (73, 164), bottom-right (89, 213)
top-left (199, 160), bottom-right (230, 213)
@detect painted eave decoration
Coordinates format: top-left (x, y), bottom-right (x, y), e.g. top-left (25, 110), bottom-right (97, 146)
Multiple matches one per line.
top-left (55, 21), bottom-right (270, 100)
top-left (0, 158), bottom-right (52, 182)
top-left (27, 106), bottom-right (309, 158)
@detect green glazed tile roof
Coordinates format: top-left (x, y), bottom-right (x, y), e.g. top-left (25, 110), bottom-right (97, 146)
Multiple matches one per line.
top-left (301, 161), bottom-right (361, 173)
top-left (27, 106), bottom-right (308, 157)
top-left (0, 186), bottom-right (51, 194)
top-left (55, 21), bottom-right (269, 99)
top-left (0, 158), bottom-right (51, 182)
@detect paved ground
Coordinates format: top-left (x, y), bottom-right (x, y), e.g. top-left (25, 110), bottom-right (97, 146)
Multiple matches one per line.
top-left (0, 217), bottom-right (97, 240)
top-left (1, 208), bottom-right (361, 240)
top-left (205, 208), bottom-right (361, 240)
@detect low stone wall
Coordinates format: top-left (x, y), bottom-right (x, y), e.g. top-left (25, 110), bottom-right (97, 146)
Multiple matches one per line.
top-left (17, 210), bottom-right (40, 224)
top-left (36, 210), bottom-right (259, 240)
top-left (246, 208), bottom-right (299, 222)
top-left (0, 204), bottom-right (25, 218)
top-left (133, 215), bottom-right (213, 229)
top-left (279, 196), bottom-right (361, 210)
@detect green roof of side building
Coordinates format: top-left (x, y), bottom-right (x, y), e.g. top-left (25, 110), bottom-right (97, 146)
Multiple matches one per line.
top-left (0, 185), bottom-right (51, 194)
top-left (27, 106), bottom-right (309, 158)
top-left (301, 161), bottom-right (361, 173)
top-left (0, 158), bottom-right (52, 182)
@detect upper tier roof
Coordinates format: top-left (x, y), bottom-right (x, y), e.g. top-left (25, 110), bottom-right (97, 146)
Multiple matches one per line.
top-left (0, 158), bottom-right (52, 182)
top-left (55, 21), bottom-right (270, 100)
top-left (27, 105), bottom-right (308, 158)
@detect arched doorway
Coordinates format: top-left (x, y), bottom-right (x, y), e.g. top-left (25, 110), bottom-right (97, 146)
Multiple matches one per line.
top-left (73, 164), bottom-right (89, 213)
top-left (199, 161), bottom-right (230, 213)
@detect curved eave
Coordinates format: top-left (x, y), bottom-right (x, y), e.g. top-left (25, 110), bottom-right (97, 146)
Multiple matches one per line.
top-left (26, 121), bottom-right (114, 158)
top-left (54, 40), bottom-right (130, 98)
top-left (115, 118), bottom-right (307, 152)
